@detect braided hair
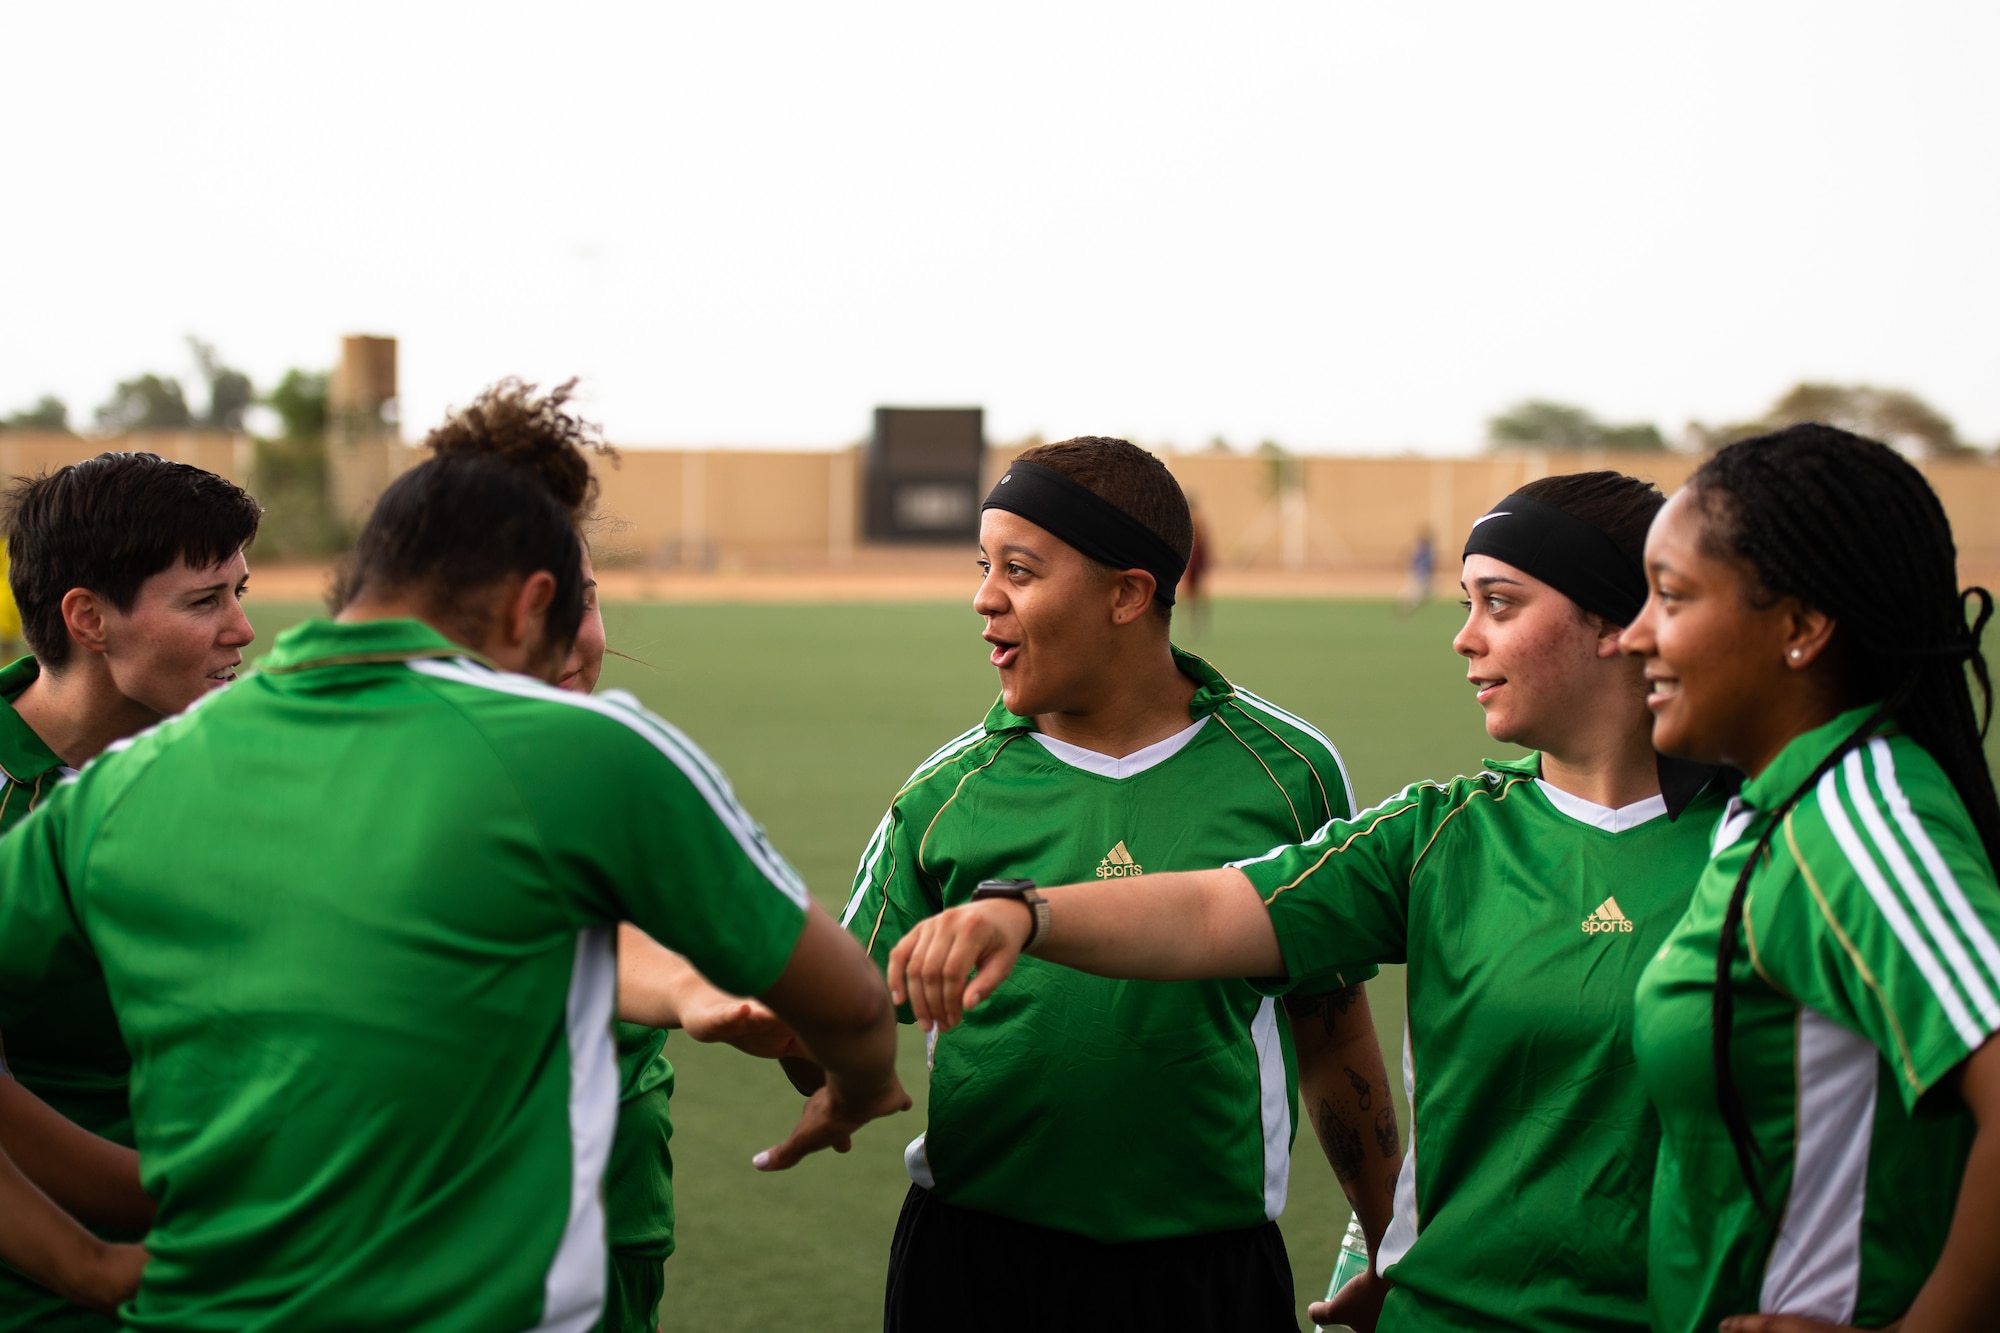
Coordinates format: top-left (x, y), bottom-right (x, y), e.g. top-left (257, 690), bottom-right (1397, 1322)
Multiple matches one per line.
top-left (1692, 423), bottom-right (1998, 1211)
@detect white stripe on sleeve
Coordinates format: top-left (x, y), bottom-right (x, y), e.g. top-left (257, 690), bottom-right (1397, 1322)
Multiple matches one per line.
top-left (1869, 740), bottom-right (2000, 1010)
top-left (1843, 748), bottom-right (2000, 1028)
top-left (1815, 768), bottom-right (1983, 1049)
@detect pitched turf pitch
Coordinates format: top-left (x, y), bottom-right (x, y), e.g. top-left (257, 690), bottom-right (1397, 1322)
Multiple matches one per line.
top-left (233, 596), bottom-right (1567, 1329)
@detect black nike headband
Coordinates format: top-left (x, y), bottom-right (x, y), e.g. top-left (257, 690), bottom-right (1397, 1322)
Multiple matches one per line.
top-left (1461, 493), bottom-right (1647, 626)
top-left (981, 461), bottom-right (1188, 607)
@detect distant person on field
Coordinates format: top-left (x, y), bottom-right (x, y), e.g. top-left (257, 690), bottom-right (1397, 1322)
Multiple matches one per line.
top-left (838, 436), bottom-right (1394, 1332)
top-left (0, 383), bottom-right (908, 1331)
top-left (1398, 527), bottom-right (1434, 616)
top-left (0, 451), bottom-right (262, 1328)
top-left (1179, 498), bottom-right (1212, 632)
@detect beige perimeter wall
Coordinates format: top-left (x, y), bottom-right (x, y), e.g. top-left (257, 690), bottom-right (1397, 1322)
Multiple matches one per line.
top-left (5, 432), bottom-right (1997, 584)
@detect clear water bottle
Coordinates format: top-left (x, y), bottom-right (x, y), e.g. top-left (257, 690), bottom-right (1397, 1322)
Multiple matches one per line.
top-left (1314, 1212), bottom-right (1371, 1332)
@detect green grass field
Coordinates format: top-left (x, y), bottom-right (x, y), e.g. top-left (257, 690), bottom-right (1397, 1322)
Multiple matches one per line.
top-left (236, 595), bottom-right (2000, 1331)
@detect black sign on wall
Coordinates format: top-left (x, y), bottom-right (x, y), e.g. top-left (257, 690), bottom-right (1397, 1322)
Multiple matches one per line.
top-left (864, 407), bottom-right (984, 542)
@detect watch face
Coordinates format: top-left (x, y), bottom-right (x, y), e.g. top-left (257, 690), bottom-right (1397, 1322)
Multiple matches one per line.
top-left (975, 878), bottom-right (1037, 894)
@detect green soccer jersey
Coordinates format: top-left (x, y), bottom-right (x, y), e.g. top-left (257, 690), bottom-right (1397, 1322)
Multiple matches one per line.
top-left (0, 655), bottom-right (124, 1333)
top-left (1634, 705), bottom-right (2000, 1333)
top-left (1236, 755), bottom-right (1725, 1333)
top-left (842, 647), bottom-right (1364, 1242)
top-left (0, 619), bottom-right (809, 1333)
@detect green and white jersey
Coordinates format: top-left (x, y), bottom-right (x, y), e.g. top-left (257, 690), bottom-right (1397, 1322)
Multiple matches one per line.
top-left (0, 654), bottom-right (119, 1333)
top-left (1634, 705), bottom-right (2000, 1333)
top-left (0, 619), bottom-right (809, 1333)
top-left (1236, 755), bottom-right (1724, 1333)
top-left (0, 657), bottom-right (71, 840)
top-left (842, 647), bottom-right (1364, 1242)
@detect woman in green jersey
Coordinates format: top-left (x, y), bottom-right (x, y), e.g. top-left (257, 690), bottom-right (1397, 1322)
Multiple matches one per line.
top-left (422, 392), bottom-right (810, 1333)
top-left (1619, 424), bottom-right (2000, 1333)
top-left (885, 470), bottom-right (1730, 1333)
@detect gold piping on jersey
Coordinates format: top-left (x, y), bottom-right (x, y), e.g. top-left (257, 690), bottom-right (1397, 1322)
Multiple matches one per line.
top-left (918, 734), bottom-right (1023, 877)
top-left (0, 769), bottom-right (46, 828)
top-left (1224, 695), bottom-right (1333, 823)
top-left (1784, 811), bottom-right (1923, 1092)
top-left (1212, 712), bottom-right (1304, 842)
top-left (255, 647), bottom-right (481, 674)
top-left (1258, 773), bottom-right (1531, 905)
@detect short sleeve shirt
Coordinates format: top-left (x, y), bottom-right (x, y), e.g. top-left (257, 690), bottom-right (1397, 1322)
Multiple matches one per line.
top-left (0, 619), bottom-right (808, 1333)
top-left (1634, 706), bottom-right (2000, 1333)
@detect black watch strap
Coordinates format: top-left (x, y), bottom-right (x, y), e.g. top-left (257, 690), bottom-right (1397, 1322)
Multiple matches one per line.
top-left (971, 878), bottom-right (1050, 954)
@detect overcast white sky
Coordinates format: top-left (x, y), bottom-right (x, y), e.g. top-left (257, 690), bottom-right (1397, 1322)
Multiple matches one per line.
top-left (3, 2), bottom-right (1996, 453)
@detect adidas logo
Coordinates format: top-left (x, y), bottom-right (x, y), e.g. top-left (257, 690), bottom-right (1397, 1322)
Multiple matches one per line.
top-left (1582, 896), bottom-right (1636, 935)
top-left (1095, 840), bottom-right (1144, 879)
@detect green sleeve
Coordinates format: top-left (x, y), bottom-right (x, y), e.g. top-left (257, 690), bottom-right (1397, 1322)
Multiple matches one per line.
top-left (1233, 777), bottom-right (1471, 982)
top-left (1770, 740), bottom-right (2000, 1111)
top-left (0, 779), bottom-right (97, 1034)
top-left (539, 693), bottom-right (810, 1001)
top-left (838, 795), bottom-right (940, 1027)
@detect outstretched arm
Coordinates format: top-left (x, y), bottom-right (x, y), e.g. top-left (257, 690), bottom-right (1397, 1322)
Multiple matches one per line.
top-left (886, 867), bottom-right (1281, 1031)
top-left (616, 925), bottom-right (807, 1060)
top-left (0, 1076), bottom-right (153, 1232)
top-left (0, 1142), bottom-right (146, 1313)
top-left (751, 905), bottom-right (910, 1171)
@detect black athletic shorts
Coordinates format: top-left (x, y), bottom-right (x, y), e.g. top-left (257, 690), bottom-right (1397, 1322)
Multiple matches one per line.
top-left (883, 1184), bottom-right (1299, 1333)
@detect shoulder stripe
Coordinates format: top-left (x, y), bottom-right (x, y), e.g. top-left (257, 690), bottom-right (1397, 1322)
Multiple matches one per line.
top-left (839, 811), bottom-right (894, 928)
top-left (839, 721), bottom-right (989, 930)
top-left (1869, 739), bottom-right (2000, 999)
top-left (1231, 688), bottom-right (1357, 813)
top-left (408, 658), bottom-right (809, 907)
top-left (894, 723), bottom-right (990, 800)
top-left (1842, 746), bottom-right (2000, 1028)
top-left (1814, 765), bottom-right (1983, 1049)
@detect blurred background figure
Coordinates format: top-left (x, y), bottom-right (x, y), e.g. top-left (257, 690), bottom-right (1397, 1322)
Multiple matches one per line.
top-left (1179, 498), bottom-right (1212, 633)
top-left (1398, 528), bottom-right (1434, 618)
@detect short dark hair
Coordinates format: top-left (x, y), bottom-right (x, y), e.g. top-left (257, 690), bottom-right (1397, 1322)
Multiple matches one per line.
top-left (339, 381), bottom-right (606, 654)
top-left (2, 452), bottom-right (263, 669)
top-left (1013, 436), bottom-right (1192, 622)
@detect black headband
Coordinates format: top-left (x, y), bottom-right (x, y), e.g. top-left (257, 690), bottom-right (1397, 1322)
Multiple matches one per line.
top-left (981, 460), bottom-right (1188, 607)
top-left (1461, 493), bottom-right (1646, 626)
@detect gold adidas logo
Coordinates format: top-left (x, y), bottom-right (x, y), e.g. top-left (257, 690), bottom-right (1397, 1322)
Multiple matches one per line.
top-left (1095, 841), bottom-right (1143, 879)
top-left (1582, 896), bottom-right (1635, 935)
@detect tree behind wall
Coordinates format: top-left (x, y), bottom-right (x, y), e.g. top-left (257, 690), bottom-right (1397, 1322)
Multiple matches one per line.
top-left (0, 396), bottom-right (71, 432)
top-left (95, 374), bottom-right (193, 431)
top-left (1690, 383), bottom-right (1972, 458)
top-left (251, 369), bottom-right (349, 560)
top-left (1486, 400), bottom-right (1667, 452)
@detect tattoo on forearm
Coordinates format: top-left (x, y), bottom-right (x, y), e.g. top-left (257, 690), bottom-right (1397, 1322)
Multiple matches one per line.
top-left (1285, 984), bottom-right (1362, 1037)
top-left (1315, 1095), bottom-right (1365, 1184)
top-left (1375, 1106), bottom-right (1400, 1159)
top-left (1344, 1065), bottom-right (1373, 1111)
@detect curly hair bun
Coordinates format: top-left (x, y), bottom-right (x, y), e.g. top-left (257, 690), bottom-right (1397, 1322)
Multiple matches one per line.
top-left (421, 378), bottom-right (613, 520)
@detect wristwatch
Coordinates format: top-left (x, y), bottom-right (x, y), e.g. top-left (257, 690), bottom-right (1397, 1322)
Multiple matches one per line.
top-left (971, 878), bottom-right (1050, 955)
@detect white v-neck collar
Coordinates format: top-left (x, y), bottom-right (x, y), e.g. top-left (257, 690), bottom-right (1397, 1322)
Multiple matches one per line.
top-left (1030, 716), bottom-right (1208, 780)
top-left (1534, 778), bottom-right (1667, 833)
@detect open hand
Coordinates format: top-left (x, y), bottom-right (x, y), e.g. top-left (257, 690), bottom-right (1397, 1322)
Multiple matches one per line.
top-left (681, 995), bottom-right (809, 1060)
top-left (886, 899), bottom-right (1033, 1031)
top-left (753, 1072), bottom-right (912, 1172)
